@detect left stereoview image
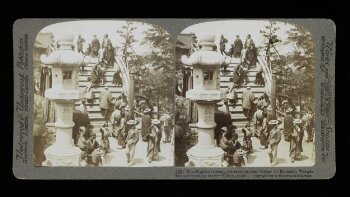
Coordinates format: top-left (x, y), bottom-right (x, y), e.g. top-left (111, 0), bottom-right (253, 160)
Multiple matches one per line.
top-left (33, 20), bottom-right (175, 167)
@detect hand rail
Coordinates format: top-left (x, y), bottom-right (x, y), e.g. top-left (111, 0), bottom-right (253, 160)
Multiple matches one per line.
top-left (114, 55), bottom-right (130, 95)
top-left (257, 54), bottom-right (272, 97)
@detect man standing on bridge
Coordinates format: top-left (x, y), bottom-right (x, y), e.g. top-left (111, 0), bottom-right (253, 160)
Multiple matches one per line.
top-left (91, 34), bottom-right (100, 58)
top-left (77, 34), bottom-right (85, 54)
top-left (233, 35), bottom-right (243, 58)
top-left (242, 86), bottom-right (255, 121)
top-left (99, 86), bottom-right (113, 122)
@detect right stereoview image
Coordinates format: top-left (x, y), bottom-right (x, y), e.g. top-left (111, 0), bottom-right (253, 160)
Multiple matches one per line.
top-left (175, 20), bottom-right (315, 167)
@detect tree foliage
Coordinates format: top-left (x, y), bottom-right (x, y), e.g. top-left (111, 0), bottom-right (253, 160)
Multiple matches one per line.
top-left (137, 24), bottom-right (175, 112)
top-left (116, 21), bottom-right (138, 69)
top-left (260, 22), bottom-right (315, 111)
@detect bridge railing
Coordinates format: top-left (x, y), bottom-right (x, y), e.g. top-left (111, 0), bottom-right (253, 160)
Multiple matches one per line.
top-left (114, 55), bottom-right (130, 95)
top-left (257, 54), bottom-right (272, 97)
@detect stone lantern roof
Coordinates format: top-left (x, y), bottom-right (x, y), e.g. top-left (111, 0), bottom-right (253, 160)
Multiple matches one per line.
top-left (40, 34), bottom-right (87, 66)
top-left (181, 34), bottom-right (225, 67)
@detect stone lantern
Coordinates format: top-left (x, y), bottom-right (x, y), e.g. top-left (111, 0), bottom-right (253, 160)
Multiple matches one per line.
top-left (40, 34), bottom-right (88, 166)
top-left (181, 34), bottom-right (225, 167)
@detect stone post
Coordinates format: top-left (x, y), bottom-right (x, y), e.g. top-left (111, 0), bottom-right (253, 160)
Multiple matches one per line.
top-left (128, 72), bottom-right (135, 118)
top-left (271, 72), bottom-right (277, 119)
top-left (40, 34), bottom-right (87, 166)
top-left (181, 35), bottom-right (225, 167)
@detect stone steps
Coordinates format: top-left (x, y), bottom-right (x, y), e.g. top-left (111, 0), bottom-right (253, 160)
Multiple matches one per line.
top-left (217, 62), bottom-right (266, 130)
top-left (78, 61), bottom-right (124, 129)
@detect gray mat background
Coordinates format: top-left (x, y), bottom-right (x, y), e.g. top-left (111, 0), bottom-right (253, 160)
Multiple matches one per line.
top-left (13, 18), bottom-right (335, 179)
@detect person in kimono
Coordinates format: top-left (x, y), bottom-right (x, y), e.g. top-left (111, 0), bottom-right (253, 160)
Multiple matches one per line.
top-left (91, 34), bottom-right (100, 57)
top-left (219, 35), bottom-right (228, 55)
top-left (267, 120), bottom-right (281, 166)
top-left (147, 119), bottom-right (161, 163)
top-left (76, 126), bottom-right (88, 151)
top-left (126, 120), bottom-right (139, 166)
top-left (283, 108), bottom-right (294, 141)
top-left (221, 98), bottom-right (230, 114)
top-left (99, 123), bottom-right (111, 153)
top-left (259, 116), bottom-right (269, 149)
top-left (116, 113), bottom-right (127, 149)
top-left (141, 108), bottom-right (152, 141)
top-left (302, 108), bottom-right (314, 142)
top-left (289, 119), bottom-right (304, 163)
top-left (226, 79), bottom-right (237, 106)
top-left (84, 82), bottom-right (94, 104)
top-left (160, 112), bottom-right (171, 143)
top-left (76, 34), bottom-right (85, 54)
top-left (233, 35), bottom-right (243, 58)
top-left (242, 123), bottom-right (253, 153)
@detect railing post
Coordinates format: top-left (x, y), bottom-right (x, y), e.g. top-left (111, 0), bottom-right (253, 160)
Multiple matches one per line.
top-left (271, 71), bottom-right (277, 119)
top-left (128, 72), bottom-right (135, 118)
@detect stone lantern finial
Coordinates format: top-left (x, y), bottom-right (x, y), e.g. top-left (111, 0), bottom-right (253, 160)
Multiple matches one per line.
top-left (56, 34), bottom-right (75, 49)
top-left (198, 34), bottom-right (216, 51)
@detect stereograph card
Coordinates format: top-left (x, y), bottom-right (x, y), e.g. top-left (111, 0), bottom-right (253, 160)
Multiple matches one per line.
top-left (12, 19), bottom-right (335, 179)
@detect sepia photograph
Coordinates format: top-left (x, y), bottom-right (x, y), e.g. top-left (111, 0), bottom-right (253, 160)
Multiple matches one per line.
top-left (33, 20), bottom-right (175, 167)
top-left (175, 20), bottom-right (315, 167)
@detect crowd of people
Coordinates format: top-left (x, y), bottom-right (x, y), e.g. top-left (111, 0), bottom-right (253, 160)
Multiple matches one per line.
top-left (74, 87), bottom-right (173, 166)
top-left (72, 33), bottom-right (173, 166)
top-left (174, 33), bottom-right (315, 167)
top-left (215, 92), bottom-right (315, 166)
top-left (219, 34), bottom-right (259, 68)
top-left (77, 34), bottom-right (116, 68)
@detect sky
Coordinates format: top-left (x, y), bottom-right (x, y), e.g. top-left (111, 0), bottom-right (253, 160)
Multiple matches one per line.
top-left (181, 20), bottom-right (303, 55)
top-left (39, 20), bottom-right (311, 57)
top-left (39, 20), bottom-right (153, 55)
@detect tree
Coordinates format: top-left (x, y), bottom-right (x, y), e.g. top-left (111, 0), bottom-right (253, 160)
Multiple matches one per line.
top-left (116, 21), bottom-right (139, 69)
top-left (259, 21), bottom-right (281, 68)
top-left (260, 22), bottom-right (315, 112)
top-left (138, 24), bottom-right (175, 113)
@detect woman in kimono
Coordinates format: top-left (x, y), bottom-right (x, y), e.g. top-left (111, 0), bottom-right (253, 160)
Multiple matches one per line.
top-left (147, 119), bottom-right (161, 163)
top-left (116, 114), bottom-right (127, 149)
top-left (91, 63), bottom-right (105, 85)
top-left (289, 119), bottom-right (304, 162)
top-left (268, 120), bottom-right (281, 166)
top-left (126, 120), bottom-right (139, 166)
top-left (259, 116), bottom-right (269, 149)
top-left (226, 78), bottom-right (237, 106)
top-left (227, 133), bottom-right (243, 167)
top-left (242, 123), bottom-right (253, 153)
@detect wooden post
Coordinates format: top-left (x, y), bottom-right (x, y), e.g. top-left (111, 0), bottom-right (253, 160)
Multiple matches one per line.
top-left (271, 72), bottom-right (276, 119)
top-left (128, 73), bottom-right (134, 118)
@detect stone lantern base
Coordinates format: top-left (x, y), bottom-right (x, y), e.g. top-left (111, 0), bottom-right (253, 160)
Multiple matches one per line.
top-left (44, 145), bottom-right (82, 166)
top-left (186, 145), bottom-right (224, 167)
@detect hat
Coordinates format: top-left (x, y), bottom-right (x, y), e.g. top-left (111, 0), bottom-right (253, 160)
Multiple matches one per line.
top-left (286, 108), bottom-right (293, 113)
top-left (151, 119), bottom-right (160, 125)
top-left (247, 86), bottom-right (251, 90)
top-left (268, 120), bottom-right (279, 125)
top-left (144, 108), bottom-right (151, 113)
top-left (127, 120), bottom-right (138, 125)
top-left (79, 126), bottom-right (86, 133)
top-left (221, 127), bottom-right (228, 133)
top-left (293, 119), bottom-right (302, 124)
